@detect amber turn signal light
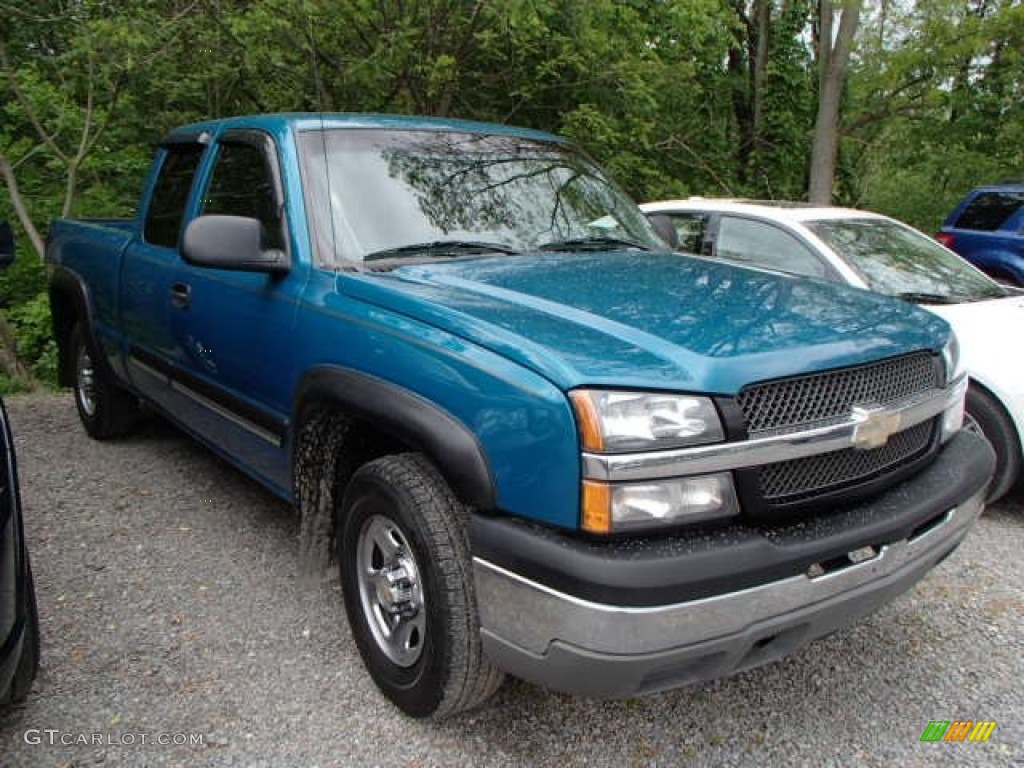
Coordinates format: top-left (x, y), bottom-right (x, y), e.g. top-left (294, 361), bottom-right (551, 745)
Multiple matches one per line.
top-left (568, 390), bottom-right (605, 452)
top-left (581, 480), bottom-right (612, 534)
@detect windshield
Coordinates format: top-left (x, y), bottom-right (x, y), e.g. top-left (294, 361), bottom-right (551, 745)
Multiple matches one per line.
top-left (806, 218), bottom-right (1006, 303)
top-left (297, 128), bottom-right (662, 265)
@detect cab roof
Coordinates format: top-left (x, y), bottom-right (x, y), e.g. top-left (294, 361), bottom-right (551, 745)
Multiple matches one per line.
top-left (163, 112), bottom-right (567, 145)
top-left (641, 198), bottom-right (890, 225)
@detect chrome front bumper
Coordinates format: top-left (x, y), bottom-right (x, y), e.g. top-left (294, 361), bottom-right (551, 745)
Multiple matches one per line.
top-left (474, 486), bottom-right (985, 698)
top-left (582, 375), bottom-right (968, 482)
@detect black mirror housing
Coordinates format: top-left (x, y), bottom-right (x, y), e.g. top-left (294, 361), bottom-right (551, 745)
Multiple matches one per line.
top-left (182, 215), bottom-right (290, 274)
top-left (0, 221), bottom-right (15, 269)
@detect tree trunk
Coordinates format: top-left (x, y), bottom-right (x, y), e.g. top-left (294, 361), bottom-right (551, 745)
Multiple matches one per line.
top-left (727, 1), bottom-right (754, 182)
top-left (752, 0), bottom-right (770, 142)
top-left (808, 0), bottom-right (861, 205)
top-left (0, 152), bottom-right (45, 260)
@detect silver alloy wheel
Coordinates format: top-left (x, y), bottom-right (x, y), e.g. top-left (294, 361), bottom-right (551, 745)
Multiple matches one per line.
top-left (356, 514), bottom-right (426, 667)
top-left (75, 343), bottom-right (98, 417)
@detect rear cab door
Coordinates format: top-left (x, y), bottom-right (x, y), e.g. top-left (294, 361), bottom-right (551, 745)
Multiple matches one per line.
top-left (122, 134), bottom-right (209, 407)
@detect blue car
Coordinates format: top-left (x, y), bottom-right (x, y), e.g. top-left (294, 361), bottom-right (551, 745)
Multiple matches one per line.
top-left (0, 223), bottom-right (40, 708)
top-left (938, 183), bottom-right (1024, 285)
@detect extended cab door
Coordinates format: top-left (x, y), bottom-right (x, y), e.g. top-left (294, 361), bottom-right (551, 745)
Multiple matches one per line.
top-left (168, 130), bottom-right (303, 493)
top-left (122, 138), bottom-right (208, 407)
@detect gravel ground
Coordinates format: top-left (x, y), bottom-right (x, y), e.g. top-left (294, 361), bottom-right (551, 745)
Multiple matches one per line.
top-left (0, 392), bottom-right (1021, 768)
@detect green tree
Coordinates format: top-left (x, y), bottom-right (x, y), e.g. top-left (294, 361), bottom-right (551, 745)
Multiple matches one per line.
top-left (850, 0), bottom-right (1024, 228)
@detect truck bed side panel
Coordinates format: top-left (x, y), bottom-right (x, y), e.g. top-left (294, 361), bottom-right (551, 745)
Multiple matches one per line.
top-left (46, 218), bottom-right (137, 382)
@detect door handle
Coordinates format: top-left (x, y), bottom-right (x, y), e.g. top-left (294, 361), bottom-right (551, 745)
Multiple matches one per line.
top-left (170, 281), bottom-right (191, 309)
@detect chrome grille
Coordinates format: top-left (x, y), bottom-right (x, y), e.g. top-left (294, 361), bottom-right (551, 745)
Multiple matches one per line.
top-left (757, 420), bottom-right (935, 504)
top-left (736, 353), bottom-right (943, 509)
top-left (736, 352), bottom-right (940, 435)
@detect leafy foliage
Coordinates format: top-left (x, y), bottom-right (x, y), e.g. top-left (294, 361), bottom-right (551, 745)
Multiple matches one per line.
top-left (7, 291), bottom-right (57, 382)
top-left (1, 1), bottom-right (1021, 391)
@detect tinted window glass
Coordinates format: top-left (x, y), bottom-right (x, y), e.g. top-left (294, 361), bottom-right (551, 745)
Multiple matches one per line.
top-left (297, 129), bottom-right (661, 267)
top-left (202, 141), bottom-right (283, 249)
top-left (667, 213), bottom-right (709, 254)
top-left (144, 144), bottom-right (205, 247)
top-left (716, 217), bottom-right (827, 278)
top-left (808, 218), bottom-right (1004, 303)
top-left (953, 191), bottom-right (1024, 231)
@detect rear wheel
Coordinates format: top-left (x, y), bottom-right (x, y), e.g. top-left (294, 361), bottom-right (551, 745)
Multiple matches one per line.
top-left (70, 323), bottom-right (139, 439)
top-left (964, 385), bottom-right (1021, 503)
top-left (338, 453), bottom-right (503, 719)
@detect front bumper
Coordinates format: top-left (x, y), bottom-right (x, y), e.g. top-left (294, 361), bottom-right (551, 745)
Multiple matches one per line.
top-left (471, 429), bottom-right (993, 698)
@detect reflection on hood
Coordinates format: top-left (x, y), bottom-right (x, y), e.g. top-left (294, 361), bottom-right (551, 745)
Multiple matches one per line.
top-left (344, 251), bottom-right (951, 394)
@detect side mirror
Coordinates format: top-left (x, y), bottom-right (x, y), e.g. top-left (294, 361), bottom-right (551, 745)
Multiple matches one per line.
top-left (646, 214), bottom-right (679, 250)
top-left (0, 221), bottom-right (14, 269)
top-left (182, 215), bottom-right (290, 274)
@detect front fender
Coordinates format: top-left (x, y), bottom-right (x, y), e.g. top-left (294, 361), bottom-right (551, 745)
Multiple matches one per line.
top-left (293, 366), bottom-right (497, 509)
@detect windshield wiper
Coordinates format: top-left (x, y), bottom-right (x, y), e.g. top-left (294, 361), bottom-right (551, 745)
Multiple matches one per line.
top-left (364, 240), bottom-right (519, 262)
top-left (537, 236), bottom-right (652, 252)
top-left (893, 291), bottom-right (959, 305)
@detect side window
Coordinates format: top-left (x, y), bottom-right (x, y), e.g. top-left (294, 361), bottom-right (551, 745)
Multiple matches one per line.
top-left (144, 144), bottom-right (205, 248)
top-left (953, 191), bottom-right (1024, 232)
top-left (715, 217), bottom-right (826, 278)
top-left (201, 141), bottom-right (284, 250)
top-left (668, 213), bottom-right (709, 254)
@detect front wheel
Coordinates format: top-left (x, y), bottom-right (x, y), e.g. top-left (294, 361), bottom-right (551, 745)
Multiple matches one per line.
top-left (69, 323), bottom-right (139, 439)
top-left (338, 454), bottom-right (504, 719)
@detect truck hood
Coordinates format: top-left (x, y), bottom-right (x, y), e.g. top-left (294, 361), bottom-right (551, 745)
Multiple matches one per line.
top-left (342, 252), bottom-right (951, 394)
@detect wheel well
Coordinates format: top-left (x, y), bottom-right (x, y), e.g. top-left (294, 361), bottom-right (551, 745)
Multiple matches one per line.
top-left (48, 285), bottom-right (79, 387)
top-left (967, 378), bottom-right (1022, 447)
top-left (292, 402), bottom-right (414, 571)
top-left (966, 378), bottom-right (1023, 501)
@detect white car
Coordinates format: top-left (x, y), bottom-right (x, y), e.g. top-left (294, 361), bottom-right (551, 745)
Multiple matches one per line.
top-left (641, 198), bottom-right (1024, 502)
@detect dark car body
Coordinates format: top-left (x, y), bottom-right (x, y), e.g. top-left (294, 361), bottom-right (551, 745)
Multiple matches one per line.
top-left (938, 184), bottom-right (1024, 285)
top-left (0, 326), bottom-right (40, 705)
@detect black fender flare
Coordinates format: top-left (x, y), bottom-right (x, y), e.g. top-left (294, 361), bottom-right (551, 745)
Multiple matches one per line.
top-left (292, 366), bottom-right (497, 510)
top-left (48, 265), bottom-right (107, 386)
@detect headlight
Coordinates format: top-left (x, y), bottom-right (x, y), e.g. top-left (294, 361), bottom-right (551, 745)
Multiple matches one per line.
top-left (940, 334), bottom-right (968, 442)
top-left (941, 334), bottom-right (965, 386)
top-left (569, 389), bottom-right (724, 452)
top-left (941, 375), bottom-right (968, 443)
top-left (582, 474), bottom-right (739, 534)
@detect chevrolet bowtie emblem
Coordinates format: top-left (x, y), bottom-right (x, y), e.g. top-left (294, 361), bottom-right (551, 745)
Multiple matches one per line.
top-left (851, 405), bottom-right (901, 450)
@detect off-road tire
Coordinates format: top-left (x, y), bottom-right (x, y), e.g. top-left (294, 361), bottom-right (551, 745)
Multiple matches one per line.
top-left (70, 322), bottom-right (139, 439)
top-left (338, 453), bottom-right (504, 719)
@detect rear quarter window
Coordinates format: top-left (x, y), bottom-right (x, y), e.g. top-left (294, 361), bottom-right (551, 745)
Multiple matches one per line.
top-left (953, 191), bottom-right (1024, 232)
top-left (144, 144), bottom-right (206, 248)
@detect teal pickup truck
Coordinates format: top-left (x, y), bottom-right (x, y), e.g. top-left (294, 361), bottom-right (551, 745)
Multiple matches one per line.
top-left (45, 113), bottom-right (993, 719)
